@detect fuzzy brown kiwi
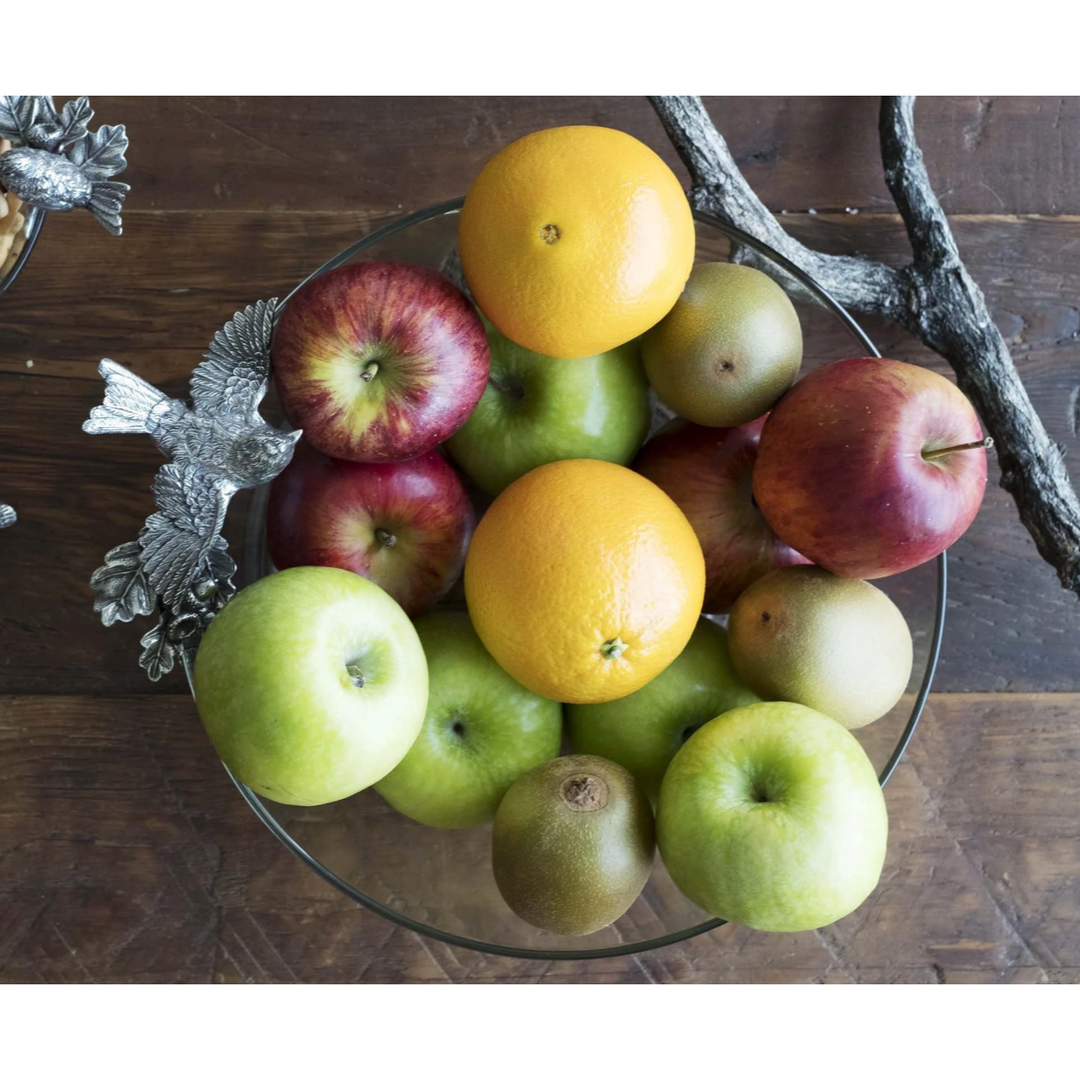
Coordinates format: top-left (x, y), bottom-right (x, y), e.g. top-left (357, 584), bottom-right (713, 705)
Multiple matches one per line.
top-left (491, 754), bottom-right (655, 936)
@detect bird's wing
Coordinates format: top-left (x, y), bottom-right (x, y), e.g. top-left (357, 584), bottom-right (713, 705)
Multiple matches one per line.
top-left (190, 298), bottom-right (279, 422)
top-left (140, 461), bottom-right (231, 609)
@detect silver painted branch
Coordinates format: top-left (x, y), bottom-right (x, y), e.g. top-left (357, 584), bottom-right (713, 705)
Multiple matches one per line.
top-left (649, 94), bottom-right (1080, 597)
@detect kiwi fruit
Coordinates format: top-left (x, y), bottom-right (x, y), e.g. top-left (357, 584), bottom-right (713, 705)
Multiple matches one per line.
top-left (641, 262), bottom-right (803, 428)
top-left (491, 755), bottom-right (655, 936)
top-left (727, 565), bottom-right (914, 729)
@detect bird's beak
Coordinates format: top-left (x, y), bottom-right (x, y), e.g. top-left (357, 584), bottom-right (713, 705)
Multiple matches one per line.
top-left (288, 429), bottom-right (303, 445)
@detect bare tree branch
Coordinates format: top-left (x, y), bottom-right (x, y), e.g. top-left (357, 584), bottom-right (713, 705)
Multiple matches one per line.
top-left (650, 95), bottom-right (903, 320)
top-left (649, 94), bottom-right (1080, 598)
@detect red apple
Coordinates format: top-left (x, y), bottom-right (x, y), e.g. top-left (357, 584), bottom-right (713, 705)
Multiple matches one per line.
top-left (272, 261), bottom-right (490, 463)
top-left (634, 418), bottom-right (808, 613)
top-left (266, 440), bottom-right (475, 616)
top-left (752, 357), bottom-right (989, 579)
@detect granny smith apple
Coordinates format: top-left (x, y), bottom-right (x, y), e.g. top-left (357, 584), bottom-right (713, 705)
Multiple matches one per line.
top-left (566, 618), bottom-right (759, 805)
top-left (657, 701), bottom-right (888, 932)
top-left (445, 316), bottom-right (651, 495)
top-left (375, 610), bottom-right (563, 828)
top-left (193, 565), bottom-right (428, 807)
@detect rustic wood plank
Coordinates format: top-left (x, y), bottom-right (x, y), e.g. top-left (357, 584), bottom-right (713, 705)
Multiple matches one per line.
top-left (96, 96), bottom-right (1080, 217)
top-left (2, 97), bottom-right (1077, 984)
top-left (0, 693), bottom-right (1075, 983)
top-left (1, 209), bottom-right (1078, 693)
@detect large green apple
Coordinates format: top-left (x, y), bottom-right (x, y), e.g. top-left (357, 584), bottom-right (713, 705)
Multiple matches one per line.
top-left (566, 618), bottom-right (759, 805)
top-left (375, 610), bottom-right (562, 828)
top-left (445, 316), bottom-right (651, 495)
top-left (193, 565), bottom-right (428, 807)
top-left (657, 701), bottom-right (888, 932)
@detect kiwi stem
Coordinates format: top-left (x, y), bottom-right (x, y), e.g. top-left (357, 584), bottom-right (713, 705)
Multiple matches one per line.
top-left (560, 774), bottom-right (609, 811)
top-left (922, 436), bottom-right (993, 461)
top-left (360, 360), bottom-right (379, 382)
top-left (374, 528), bottom-right (397, 548)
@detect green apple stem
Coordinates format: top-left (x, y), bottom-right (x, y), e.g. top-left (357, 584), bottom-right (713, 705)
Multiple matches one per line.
top-left (374, 528), bottom-right (397, 548)
top-left (345, 663), bottom-right (365, 688)
top-left (488, 375), bottom-right (525, 400)
top-left (360, 360), bottom-right (380, 382)
top-left (601, 637), bottom-right (627, 659)
top-left (922, 436), bottom-right (993, 461)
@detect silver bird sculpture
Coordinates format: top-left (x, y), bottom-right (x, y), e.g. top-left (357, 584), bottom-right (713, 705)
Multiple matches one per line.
top-left (85, 298), bottom-right (302, 679)
top-left (0, 95), bottom-right (129, 234)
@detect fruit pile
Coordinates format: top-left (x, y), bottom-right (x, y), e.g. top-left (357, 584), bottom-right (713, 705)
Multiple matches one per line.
top-left (193, 125), bottom-right (990, 937)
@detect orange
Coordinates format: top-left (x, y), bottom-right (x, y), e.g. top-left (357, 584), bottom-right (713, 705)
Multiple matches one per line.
top-left (464, 459), bottom-right (706, 705)
top-left (458, 126), bottom-right (696, 360)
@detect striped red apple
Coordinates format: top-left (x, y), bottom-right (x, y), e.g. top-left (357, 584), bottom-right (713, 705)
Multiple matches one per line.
top-left (271, 261), bottom-right (490, 463)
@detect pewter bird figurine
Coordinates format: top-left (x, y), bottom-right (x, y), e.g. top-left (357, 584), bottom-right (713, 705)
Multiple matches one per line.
top-left (0, 95), bottom-right (129, 234)
top-left (85, 299), bottom-right (301, 680)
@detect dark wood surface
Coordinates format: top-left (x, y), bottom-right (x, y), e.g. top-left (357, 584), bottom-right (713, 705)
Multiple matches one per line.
top-left (1, 96), bottom-right (1079, 983)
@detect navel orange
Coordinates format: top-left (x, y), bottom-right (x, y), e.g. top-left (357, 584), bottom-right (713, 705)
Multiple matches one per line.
top-left (464, 459), bottom-right (706, 704)
top-left (458, 126), bottom-right (696, 360)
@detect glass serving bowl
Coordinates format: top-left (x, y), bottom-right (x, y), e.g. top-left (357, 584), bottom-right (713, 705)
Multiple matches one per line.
top-left (201, 198), bottom-right (945, 960)
top-left (0, 206), bottom-right (44, 300)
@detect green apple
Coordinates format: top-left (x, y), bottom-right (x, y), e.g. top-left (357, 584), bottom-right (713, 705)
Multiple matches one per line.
top-left (566, 618), bottom-right (759, 805)
top-left (657, 701), bottom-right (888, 932)
top-left (193, 565), bottom-right (428, 807)
top-left (375, 610), bottom-right (563, 828)
top-left (445, 315), bottom-right (651, 495)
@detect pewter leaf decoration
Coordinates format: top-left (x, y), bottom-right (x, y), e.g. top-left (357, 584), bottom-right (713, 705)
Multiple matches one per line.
top-left (0, 96), bottom-right (55, 145)
top-left (67, 122), bottom-right (128, 181)
top-left (89, 540), bottom-right (155, 626)
top-left (0, 97), bottom-right (24, 143)
top-left (56, 97), bottom-right (93, 149)
top-left (139, 619), bottom-right (175, 682)
top-left (0, 96), bottom-right (129, 233)
top-left (206, 538), bottom-right (237, 586)
top-left (85, 298), bottom-right (295, 680)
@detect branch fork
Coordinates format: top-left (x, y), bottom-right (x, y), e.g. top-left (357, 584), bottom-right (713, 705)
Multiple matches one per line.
top-left (649, 95), bottom-right (1080, 596)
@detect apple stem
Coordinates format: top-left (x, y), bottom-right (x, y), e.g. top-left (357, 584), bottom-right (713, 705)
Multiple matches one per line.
top-left (922, 436), bottom-right (994, 461)
top-left (374, 528), bottom-right (397, 548)
top-left (345, 663), bottom-right (365, 689)
top-left (489, 375), bottom-right (525, 400)
top-left (360, 361), bottom-right (379, 382)
top-left (601, 637), bottom-right (627, 659)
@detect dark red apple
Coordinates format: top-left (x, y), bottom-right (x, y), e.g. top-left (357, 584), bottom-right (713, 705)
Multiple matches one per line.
top-left (752, 357), bottom-right (989, 579)
top-left (272, 261), bottom-right (490, 463)
top-left (266, 440), bottom-right (475, 616)
top-left (634, 418), bottom-right (808, 613)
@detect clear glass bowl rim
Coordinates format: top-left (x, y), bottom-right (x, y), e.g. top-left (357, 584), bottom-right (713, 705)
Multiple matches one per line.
top-left (186, 196), bottom-right (947, 962)
top-left (0, 206), bottom-right (46, 301)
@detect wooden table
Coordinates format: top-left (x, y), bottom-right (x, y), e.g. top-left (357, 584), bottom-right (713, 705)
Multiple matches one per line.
top-left (1, 97), bottom-right (1078, 983)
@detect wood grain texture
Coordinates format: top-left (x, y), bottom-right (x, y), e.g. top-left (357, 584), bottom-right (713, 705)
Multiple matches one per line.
top-left (0, 208), bottom-right (1078, 693)
top-left (1, 693), bottom-right (1076, 984)
top-left (2, 96), bottom-right (1079, 983)
top-left (96, 96), bottom-right (1080, 217)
